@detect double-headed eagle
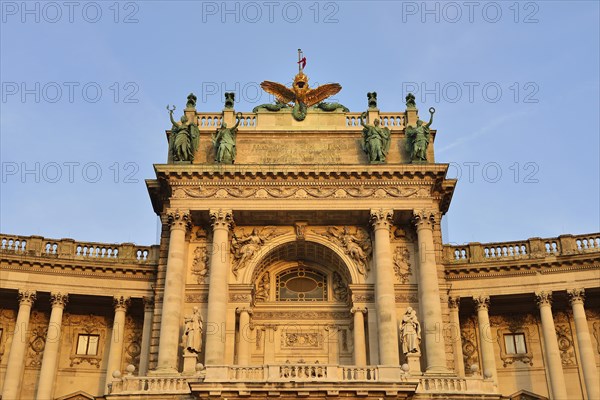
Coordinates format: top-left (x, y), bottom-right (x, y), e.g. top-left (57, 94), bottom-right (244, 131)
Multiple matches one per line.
top-left (259, 49), bottom-right (342, 121)
top-left (260, 71), bottom-right (342, 109)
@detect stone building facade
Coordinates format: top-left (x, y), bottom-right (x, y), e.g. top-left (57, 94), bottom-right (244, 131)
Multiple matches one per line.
top-left (0, 82), bottom-right (599, 400)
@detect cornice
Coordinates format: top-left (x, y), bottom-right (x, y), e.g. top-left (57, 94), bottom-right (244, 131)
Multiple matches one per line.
top-left (445, 259), bottom-right (599, 280)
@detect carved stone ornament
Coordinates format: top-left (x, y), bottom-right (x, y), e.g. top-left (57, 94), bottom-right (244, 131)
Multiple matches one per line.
top-left (332, 272), bottom-right (349, 302)
top-left (554, 313), bottom-right (576, 366)
top-left (113, 296), bottom-right (131, 311)
top-left (412, 209), bottom-right (437, 230)
top-left (172, 185), bottom-right (432, 200)
top-left (231, 227), bottom-right (284, 277)
top-left (64, 314), bottom-right (108, 368)
top-left (18, 289), bottom-right (37, 306)
top-left (26, 311), bottom-right (49, 367)
top-left (318, 226), bottom-right (372, 276)
top-left (448, 296), bottom-right (460, 310)
top-left (51, 292), bottom-right (69, 308)
top-left (255, 273), bottom-right (270, 302)
top-left (252, 311), bottom-right (350, 321)
top-left (166, 209), bottom-right (192, 231)
top-left (393, 246), bottom-right (412, 283)
top-left (352, 293), bottom-right (374, 303)
top-left (567, 288), bottom-right (585, 305)
top-left (473, 295), bottom-right (490, 311)
top-left (461, 317), bottom-right (480, 375)
top-left (185, 293), bottom-right (209, 303)
top-left (125, 316), bottom-right (143, 366)
top-left (209, 208), bottom-right (233, 230)
top-left (493, 314), bottom-right (535, 367)
top-left (191, 246), bottom-right (209, 283)
top-left (282, 332), bottom-right (322, 349)
top-left (369, 209), bottom-right (393, 230)
top-left (534, 291), bottom-right (552, 307)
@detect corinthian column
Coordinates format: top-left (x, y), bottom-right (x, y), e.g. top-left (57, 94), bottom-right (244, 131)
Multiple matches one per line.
top-left (156, 209), bottom-right (190, 373)
top-left (36, 293), bottom-right (68, 400)
top-left (2, 290), bottom-right (36, 400)
top-left (412, 210), bottom-right (447, 373)
top-left (567, 288), bottom-right (599, 400)
top-left (473, 295), bottom-right (497, 382)
top-left (205, 209), bottom-right (233, 365)
top-left (535, 291), bottom-right (567, 400)
top-left (351, 307), bottom-right (367, 366)
top-left (105, 296), bottom-right (130, 394)
top-left (448, 296), bottom-right (465, 377)
top-left (369, 208), bottom-right (400, 365)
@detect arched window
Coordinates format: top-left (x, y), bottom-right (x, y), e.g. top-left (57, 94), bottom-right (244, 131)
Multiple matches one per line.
top-left (276, 266), bottom-right (327, 301)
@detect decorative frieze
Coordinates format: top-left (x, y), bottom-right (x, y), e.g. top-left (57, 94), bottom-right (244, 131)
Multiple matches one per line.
top-left (282, 332), bottom-right (322, 349)
top-left (252, 311), bottom-right (351, 321)
top-left (185, 293), bottom-right (209, 303)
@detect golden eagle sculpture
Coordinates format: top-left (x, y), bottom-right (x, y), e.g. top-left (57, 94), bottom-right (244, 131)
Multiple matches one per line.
top-left (258, 49), bottom-right (343, 121)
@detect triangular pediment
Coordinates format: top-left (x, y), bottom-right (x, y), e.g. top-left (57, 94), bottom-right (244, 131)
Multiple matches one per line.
top-left (55, 390), bottom-right (95, 400)
top-left (509, 389), bottom-right (548, 400)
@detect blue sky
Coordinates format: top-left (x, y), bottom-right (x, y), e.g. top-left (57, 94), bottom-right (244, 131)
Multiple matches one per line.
top-left (1, 1), bottom-right (599, 246)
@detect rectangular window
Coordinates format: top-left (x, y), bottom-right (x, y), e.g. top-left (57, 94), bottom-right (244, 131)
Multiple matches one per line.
top-left (76, 334), bottom-right (99, 355)
top-left (504, 333), bottom-right (527, 354)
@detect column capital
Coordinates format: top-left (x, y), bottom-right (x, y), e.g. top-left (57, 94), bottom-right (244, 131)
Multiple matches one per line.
top-left (351, 307), bottom-right (367, 314)
top-left (113, 296), bottom-right (131, 312)
top-left (567, 288), bottom-right (585, 305)
top-left (166, 208), bottom-right (191, 231)
top-left (143, 296), bottom-right (154, 311)
top-left (50, 292), bottom-right (69, 308)
top-left (448, 296), bottom-right (461, 309)
top-left (369, 208), bottom-right (393, 230)
top-left (412, 209), bottom-right (438, 230)
top-left (18, 289), bottom-right (36, 306)
top-left (535, 290), bottom-right (552, 307)
top-left (209, 208), bottom-right (233, 230)
top-left (236, 307), bottom-right (253, 315)
top-left (473, 294), bottom-right (490, 311)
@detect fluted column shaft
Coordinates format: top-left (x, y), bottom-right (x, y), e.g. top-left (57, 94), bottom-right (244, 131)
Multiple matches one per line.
top-left (236, 308), bottom-right (252, 365)
top-left (536, 291), bottom-right (567, 400)
top-left (156, 209), bottom-right (190, 372)
top-left (2, 290), bottom-right (36, 400)
top-left (568, 289), bottom-right (599, 400)
top-left (138, 297), bottom-right (154, 376)
top-left (370, 209), bottom-right (400, 365)
top-left (412, 210), bottom-right (447, 373)
top-left (205, 209), bottom-right (233, 365)
top-left (448, 297), bottom-right (465, 377)
top-left (36, 293), bottom-right (68, 400)
top-left (352, 307), bottom-right (367, 366)
top-left (473, 295), bottom-right (497, 382)
top-left (105, 296), bottom-right (130, 394)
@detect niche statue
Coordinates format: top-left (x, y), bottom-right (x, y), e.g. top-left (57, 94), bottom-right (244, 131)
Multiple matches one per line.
top-left (399, 307), bottom-right (421, 355)
top-left (360, 112), bottom-right (391, 164)
top-left (182, 307), bottom-right (203, 354)
top-left (167, 105), bottom-right (200, 163)
top-left (212, 112), bottom-right (242, 164)
top-left (405, 107), bottom-right (435, 163)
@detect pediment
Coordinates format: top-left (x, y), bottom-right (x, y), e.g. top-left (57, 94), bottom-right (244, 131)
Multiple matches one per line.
top-left (55, 390), bottom-right (95, 400)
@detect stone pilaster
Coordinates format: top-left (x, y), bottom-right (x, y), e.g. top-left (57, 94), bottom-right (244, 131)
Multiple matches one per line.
top-left (351, 307), bottom-right (367, 366)
top-left (535, 291), bottom-right (567, 399)
top-left (2, 290), bottom-right (36, 400)
top-left (370, 208), bottom-right (400, 365)
top-left (448, 296), bottom-right (465, 377)
top-left (412, 210), bottom-right (447, 373)
top-left (236, 307), bottom-right (253, 366)
top-left (36, 293), bottom-right (68, 400)
top-left (567, 288), bottom-right (599, 400)
top-left (473, 295), bottom-right (497, 382)
top-left (156, 209), bottom-right (191, 373)
top-left (105, 296), bottom-right (130, 394)
top-left (205, 209), bottom-right (233, 365)
top-left (138, 296), bottom-right (154, 376)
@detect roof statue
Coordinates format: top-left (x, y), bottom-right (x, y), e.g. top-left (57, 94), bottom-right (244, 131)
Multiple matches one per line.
top-left (259, 49), bottom-right (343, 121)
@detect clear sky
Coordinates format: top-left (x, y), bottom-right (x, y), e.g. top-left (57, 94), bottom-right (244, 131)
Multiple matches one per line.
top-left (1, 1), bottom-right (599, 246)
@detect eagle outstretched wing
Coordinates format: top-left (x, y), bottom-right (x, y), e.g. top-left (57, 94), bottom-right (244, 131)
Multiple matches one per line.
top-left (260, 81), bottom-right (296, 104)
top-left (303, 83), bottom-right (342, 107)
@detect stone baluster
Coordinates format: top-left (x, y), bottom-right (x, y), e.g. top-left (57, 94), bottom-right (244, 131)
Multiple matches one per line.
top-left (236, 308), bottom-right (253, 366)
top-left (36, 293), bottom-right (68, 400)
top-left (205, 209), bottom-right (233, 365)
top-left (351, 307), bottom-right (367, 366)
top-left (535, 291), bottom-right (567, 399)
top-left (138, 296), bottom-right (154, 376)
top-left (473, 295), bottom-right (497, 382)
top-left (2, 290), bottom-right (36, 400)
top-left (105, 296), bottom-right (130, 394)
top-left (448, 296), bottom-right (465, 377)
top-left (156, 209), bottom-right (191, 373)
top-left (567, 288), bottom-right (599, 400)
top-left (412, 210), bottom-right (448, 373)
top-left (369, 209), bottom-right (400, 365)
